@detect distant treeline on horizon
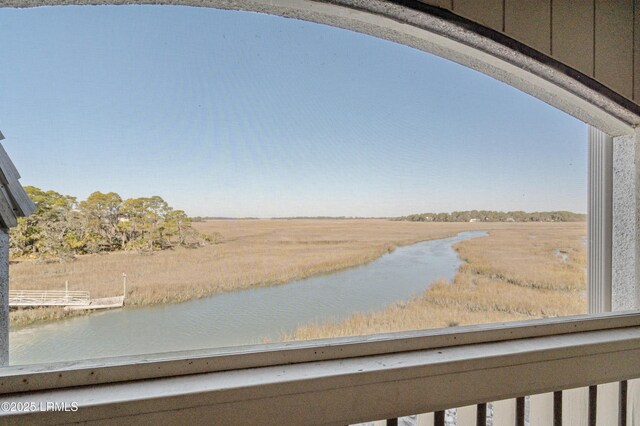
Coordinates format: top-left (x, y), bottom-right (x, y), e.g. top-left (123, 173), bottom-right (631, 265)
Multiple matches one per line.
top-left (191, 216), bottom-right (391, 221)
top-left (192, 211), bottom-right (586, 222)
top-left (394, 210), bottom-right (587, 222)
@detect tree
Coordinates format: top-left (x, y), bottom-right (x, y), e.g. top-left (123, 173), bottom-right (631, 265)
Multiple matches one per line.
top-left (164, 209), bottom-right (196, 246)
top-left (119, 196), bottom-right (173, 251)
top-left (10, 187), bottom-right (210, 259)
top-left (79, 191), bottom-right (123, 252)
top-left (10, 186), bottom-right (83, 260)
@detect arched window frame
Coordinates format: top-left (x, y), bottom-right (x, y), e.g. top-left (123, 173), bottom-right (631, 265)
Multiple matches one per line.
top-left (0, 1), bottom-right (639, 423)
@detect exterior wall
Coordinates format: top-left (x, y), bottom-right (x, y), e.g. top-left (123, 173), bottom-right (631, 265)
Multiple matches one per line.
top-left (636, 0), bottom-right (640, 102)
top-left (613, 130), bottom-right (640, 311)
top-left (421, 0), bottom-right (639, 106)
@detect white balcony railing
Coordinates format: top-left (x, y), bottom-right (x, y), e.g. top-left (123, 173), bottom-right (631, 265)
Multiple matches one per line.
top-left (0, 311), bottom-right (639, 425)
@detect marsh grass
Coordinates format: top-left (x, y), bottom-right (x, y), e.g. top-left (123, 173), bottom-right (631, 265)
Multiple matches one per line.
top-left (9, 220), bottom-right (493, 327)
top-left (9, 220), bottom-right (585, 330)
top-left (285, 223), bottom-right (587, 340)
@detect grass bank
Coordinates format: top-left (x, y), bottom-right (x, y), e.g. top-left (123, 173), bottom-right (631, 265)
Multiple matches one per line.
top-left (10, 219), bottom-right (498, 328)
top-left (284, 223), bottom-right (587, 340)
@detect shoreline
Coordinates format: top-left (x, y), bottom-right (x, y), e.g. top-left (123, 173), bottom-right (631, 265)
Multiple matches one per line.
top-left (9, 221), bottom-right (586, 330)
top-left (283, 225), bottom-right (587, 341)
top-left (9, 231), bottom-right (488, 364)
top-left (10, 222), bottom-right (471, 329)
top-left (9, 241), bottom-right (404, 329)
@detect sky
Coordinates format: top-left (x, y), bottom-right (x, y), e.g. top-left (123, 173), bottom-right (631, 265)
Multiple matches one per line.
top-left (0, 5), bottom-right (587, 218)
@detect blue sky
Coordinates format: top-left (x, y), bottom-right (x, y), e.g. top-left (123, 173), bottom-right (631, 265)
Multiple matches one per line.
top-left (0, 5), bottom-right (587, 217)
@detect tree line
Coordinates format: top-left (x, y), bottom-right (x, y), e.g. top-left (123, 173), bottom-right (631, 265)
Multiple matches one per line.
top-left (394, 210), bottom-right (586, 223)
top-left (10, 187), bottom-right (212, 260)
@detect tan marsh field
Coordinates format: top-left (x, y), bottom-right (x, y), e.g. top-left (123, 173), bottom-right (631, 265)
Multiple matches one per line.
top-left (8, 220), bottom-right (586, 330)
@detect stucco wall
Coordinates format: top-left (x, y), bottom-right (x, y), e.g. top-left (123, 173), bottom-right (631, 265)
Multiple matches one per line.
top-left (613, 131), bottom-right (640, 311)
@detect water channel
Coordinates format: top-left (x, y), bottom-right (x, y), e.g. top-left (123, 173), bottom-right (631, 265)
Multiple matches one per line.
top-left (10, 230), bottom-right (487, 365)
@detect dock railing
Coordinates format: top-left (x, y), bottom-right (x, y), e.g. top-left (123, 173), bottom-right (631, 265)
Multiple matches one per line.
top-left (8, 290), bottom-right (90, 307)
top-left (0, 311), bottom-right (639, 424)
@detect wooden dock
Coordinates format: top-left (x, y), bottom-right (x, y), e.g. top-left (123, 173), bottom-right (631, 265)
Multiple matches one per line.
top-left (9, 290), bottom-right (90, 307)
top-left (65, 296), bottom-right (125, 311)
top-left (9, 290), bottom-right (125, 310)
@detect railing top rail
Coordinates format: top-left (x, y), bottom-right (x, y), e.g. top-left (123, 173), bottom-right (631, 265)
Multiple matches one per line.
top-left (8, 290), bottom-right (91, 307)
top-left (9, 290), bottom-right (89, 295)
top-left (1, 311), bottom-right (640, 395)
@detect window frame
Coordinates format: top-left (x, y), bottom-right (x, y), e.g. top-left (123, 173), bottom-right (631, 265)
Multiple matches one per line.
top-left (0, 0), bottom-right (638, 383)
